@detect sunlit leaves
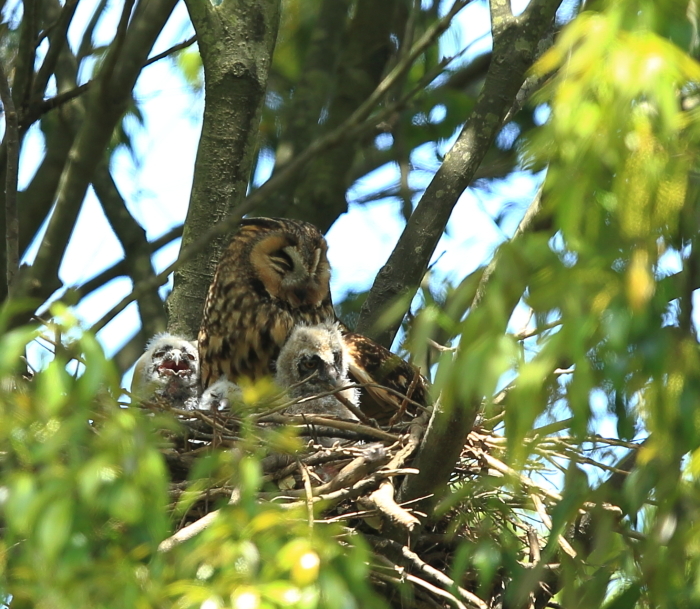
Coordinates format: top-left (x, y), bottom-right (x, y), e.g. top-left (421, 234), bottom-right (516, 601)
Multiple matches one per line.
top-left (0, 319), bottom-right (388, 608)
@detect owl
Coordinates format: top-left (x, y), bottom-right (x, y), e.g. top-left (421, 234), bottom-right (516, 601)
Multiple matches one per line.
top-left (343, 332), bottom-right (429, 425)
top-left (199, 217), bottom-right (334, 389)
top-left (198, 216), bottom-right (429, 425)
top-left (199, 377), bottom-right (243, 411)
top-left (275, 322), bottom-right (359, 420)
top-left (131, 333), bottom-right (200, 410)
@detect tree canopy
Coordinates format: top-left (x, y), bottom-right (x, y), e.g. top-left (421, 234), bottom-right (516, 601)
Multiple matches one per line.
top-left (1, 0), bottom-right (700, 607)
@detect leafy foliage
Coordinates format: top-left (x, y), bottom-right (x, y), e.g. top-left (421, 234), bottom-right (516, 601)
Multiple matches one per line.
top-left (0, 315), bottom-right (386, 609)
top-left (5, 0), bottom-right (700, 607)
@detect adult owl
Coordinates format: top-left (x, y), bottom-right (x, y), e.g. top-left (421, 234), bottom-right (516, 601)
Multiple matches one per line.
top-left (275, 322), bottom-right (359, 420)
top-left (199, 216), bottom-right (428, 424)
top-left (131, 333), bottom-right (200, 410)
top-left (343, 331), bottom-right (428, 425)
top-left (199, 217), bottom-right (334, 389)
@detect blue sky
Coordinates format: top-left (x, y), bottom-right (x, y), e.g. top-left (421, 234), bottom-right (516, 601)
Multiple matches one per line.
top-left (16, 0), bottom-right (544, 384)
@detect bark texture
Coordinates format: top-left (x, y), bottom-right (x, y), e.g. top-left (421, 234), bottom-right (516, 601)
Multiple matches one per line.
top-left (167, 0), bottom-right (282, 339)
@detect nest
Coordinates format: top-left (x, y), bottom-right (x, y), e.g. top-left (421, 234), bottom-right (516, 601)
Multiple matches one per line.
top-left (144, 388), bottom-right (635, 609)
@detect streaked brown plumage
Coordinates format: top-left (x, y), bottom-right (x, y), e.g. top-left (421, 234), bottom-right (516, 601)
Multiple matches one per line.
top-left (344, 332), bottom-right (428, 425)
top-left (198, 216), bottom-right (429, 424)
top-left (199, 217), bottom-right (335, 389)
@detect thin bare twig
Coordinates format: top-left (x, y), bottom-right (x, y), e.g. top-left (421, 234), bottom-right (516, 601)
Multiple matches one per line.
top-left (299, 461), bottom-right (315, 529)
top-left (144, 35), bottom-right (197, 67)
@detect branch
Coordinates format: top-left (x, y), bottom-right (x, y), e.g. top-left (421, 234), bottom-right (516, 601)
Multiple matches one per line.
top-left (366, 535), bottom-right (488, 609)
top-left (112, 327), bottom-right (149, 375)
top-left (61, 225), bottom-right (182, 306)
top-left (0, 60), bottom-right (19, 291)
top-left (397, 184), bottom-right (552, 517)
top-left (143, 35), bottom-right (196, 67)
top-left (168, 0), bottom-right (283, 337)
top-left (77, 0), bottom-right (109, 64)
top-left (99, 0), bottom-right (136, 88)
top-left (30, 0), bottom-right (79, 104)
top-left (12, 0), bottom-right (39, 111)
top-left (8, 0), bottom-right (179, 325)
top-left (113, 0), bottom-right (470, 337)
top-left (356, 0), bottom-right (563, 347)
top-left (26, 34), bottom-right (198, 128)
top-left (92, 161), bottom-right (166, 337)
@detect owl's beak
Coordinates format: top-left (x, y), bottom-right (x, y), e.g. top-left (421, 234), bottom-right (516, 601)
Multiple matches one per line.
top-left (159, 352), bottom-right (193, 377)
top-left (319, 363), bottom-right (340, 387)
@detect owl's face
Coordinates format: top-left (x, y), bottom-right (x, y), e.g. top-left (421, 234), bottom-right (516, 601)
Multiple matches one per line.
top-left (247, 218), bottom-right (331, 308)
top-left (276, 323), bottom-right (359, 423)
top-left (276, 323), bottom-right (349, 394)
top-left (149, 339), bottom-right (198, 385)
top-left (132, 333), bottom-right (199, 401)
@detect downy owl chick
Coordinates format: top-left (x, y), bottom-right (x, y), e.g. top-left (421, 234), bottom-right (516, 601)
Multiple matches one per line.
top-left (199, 377), bottom-right (243, 411)
top-left (131, 333), bottom-right (199, 410)
top-left (275, 322), bottom-right (359, 421)
top-left (199, 217), bottom-right (334, 389)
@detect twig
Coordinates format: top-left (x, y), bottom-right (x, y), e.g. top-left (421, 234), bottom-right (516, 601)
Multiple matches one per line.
top-left (99, 0), bottom-right (136, 89)
top-left (527, 527), bottom-right (542, 564)
top-left (144, 35), bottom-right (197, 67)
top-left (0, 59), bottom-right (19, 291)
top-left (332, 388), bottom-right (373, 424)
top-left (299, 461), bottom-right (314, 529)
top-left (257, 414), bottom-right (401, 443)
top-left (158, 509), bottom-right (218, 552)
top-left (63, 225), bottom-right (182, 304)
top-left (427, 338), bottom-right (457, 352)
top-left (388, 368), bottom-right (422, 426)
top-left (31, 36), bottom-right (198, 125)
top-left (366, 410), bottom-right (427, 529)
top-left (530, 493), bottom-right (577, 558)
top-left (262, 448), bottom-right (393, 499)
top-left (273, 470), bottom-right (417, 510)
top-left (367, 535), bottom-right (488, 609)
top-left (405, 574), bottom-right (468, 609)
top-left (367, 479), bottom-right (420, 531)
top-left (479, 451), bottom-right (562, 504)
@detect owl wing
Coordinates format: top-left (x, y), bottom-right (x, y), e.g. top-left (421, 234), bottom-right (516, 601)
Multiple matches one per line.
top-left (343, 332), bottom-right (428, 426)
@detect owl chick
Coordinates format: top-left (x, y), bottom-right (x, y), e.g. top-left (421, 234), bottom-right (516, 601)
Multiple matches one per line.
top-left (199, 377), bottom-right (243, 411)
top-left (276, 322), bottom-right (359, 423)
top-left (199, 217), bottom-right (335, 389)
top-left (131, 333), bottom-right (199, 410)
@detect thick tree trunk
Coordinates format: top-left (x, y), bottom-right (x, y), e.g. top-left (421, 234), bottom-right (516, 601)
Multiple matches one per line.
top-left (167, 0), bottom-right (282, 339)
top-left (255, 0), bottom-right (402, 231)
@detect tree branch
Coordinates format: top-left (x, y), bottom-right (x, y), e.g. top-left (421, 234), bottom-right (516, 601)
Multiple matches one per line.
top-left (0, 60), bottom-right (19, 292)
top-left (8, 0), bottom-right (178, 326)
top-left (356, 0), bottom-right (563, 348)
top-left (76, 0), bottom-right (109, 64)
top-left (92, 161), bottom-right (167, 338)
top-left (397, 183), bottom-right (551, 519)
top-left (167, 0), bottom-right (283, 338)
top-left (30, 0), bottom-right (79, 104)
top-left (62, 225), bottom-right (182, 306)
